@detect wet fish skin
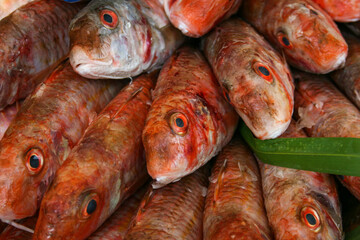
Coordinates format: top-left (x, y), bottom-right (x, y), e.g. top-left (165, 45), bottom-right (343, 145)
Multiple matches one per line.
top-left (203, 137), bottom-right (272, 240)
top-left (203, 18), bottom-right (294, 139)
top-left (331, 32), bottom-right (360, 109)
top-left (241, 0), bottom-right (348, 74)
top-left (142, 46), bottom-right (239, 188)
top-left (0, 61), bottom-right (124, 221)
top-left (69, 0), bottom-right (184, 79)
top-left (88, 187), bottom-right (147, 240)
top-left (163, 0), bottom-right (242, 37)
top-left (0, 101), bottom-right (21, 140)
top-left (0, 0), bottom-right (34, 20)
top-left (34, 72), bottom-right (155, 240)
top-left (311, 0), bottom-right (360, 22)
top-left (124, 167), bottom-right (209, 240)
top-left (294, 71), bottom-right (360, 200)
top-left (260, 121), bottom-right (343, 240)
top-left (0, 0), bottom-right (84, 110)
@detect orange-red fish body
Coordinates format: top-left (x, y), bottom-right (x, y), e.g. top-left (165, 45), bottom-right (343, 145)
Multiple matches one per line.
top-left (312, 0), bottom-right (360, 22)
top-left (124, 167), bottom-right (209, 240)
top-left (163, 0), bottom-right (242, 37)
top-left (203, 18), bottom-right (294, 139)
top-left (0, 0), bottom-right (84, 110)
top-left (0, 61), bottom-right (123, 221)
top-left (69, 0), bottom-right (184, 79)
top-left (88, 187), bottom-right (146, 240)
top-left (260, 121), bottom-right (343, 240)
top-left (0, 101), bottom-right (21, 140)
top-left (203, 138), bottom-right (272, 240)
top-left (331, 32), bottom-right (360, 109)
top-left (34, 73), bottom-right (155, 240)
top-left (294, 71), bottom-right (360, 201)
top-left (142, 46), bottom-right (239, 188)
top-left (241, 0), bottom-right (348, 74)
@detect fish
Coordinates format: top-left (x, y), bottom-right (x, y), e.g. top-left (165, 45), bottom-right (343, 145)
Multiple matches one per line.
top-left (259, 120), bottom-right (343, 240)
top-left (294, 70), bottom-right (360, 200)
top-left (0, 0), bottom-right (34, 20)
top-left (0, 216), bottom-right (37, 240)
top-left (0, 101), bottom-right (21, 140)
top-left (142, 46), bottom-right (239, 188)
top-left (0, 61), bottom-right (124, 221)
top-left (203, 137), bottom-right (272, 240)
top-left (0, 0), bottom-right (85, 110)
top-left (202, 18), bottom-right (294, 139)
top-left (88, 187), bottom-right (147, 240)
top-left (33, 72), bottom-right (155, 240)
top-left (241, 0), bottom-right (348, 74)
top-left (331, 32), bottom-right (360, 109)
top-left (162, 0), bottom-right (242, 38)
top-left (311, 0), bottom-right (360, 22)
top-left (69, 0), bottom-right (184, 79)
top-left (124, 166), bottom-right (209, 240)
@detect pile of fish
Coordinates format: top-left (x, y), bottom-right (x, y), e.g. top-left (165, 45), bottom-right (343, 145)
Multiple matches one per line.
top-left (0, 0), bottom-right (359, 239)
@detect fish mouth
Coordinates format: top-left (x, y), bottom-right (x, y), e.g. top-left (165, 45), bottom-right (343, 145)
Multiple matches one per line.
top-left (69, 46), bottom-right (114, 79)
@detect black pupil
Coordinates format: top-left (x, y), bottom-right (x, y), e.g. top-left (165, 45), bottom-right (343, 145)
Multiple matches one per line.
top-left (103, 13), bottom-right (113, 23)
top-left (175, 118), bottom-right (184, 128)
top-left (306, 213), bottom-right (317, 226)
top-left (282, 36), bottom-right (290, 46)
top-left (258, 66), bottom-right (270, 76)
top-left (86, 199), bottom-right (97, 215)
top-left (29, 155), bottom-right (40, 169)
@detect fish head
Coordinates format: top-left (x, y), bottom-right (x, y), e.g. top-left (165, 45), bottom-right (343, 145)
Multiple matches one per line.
top-left (143, 93), bottom-right (217, 187)
top-left (0, 127), bottom-right (56, 220)
top-left (34, 149), bottom-right (109, 240)
top-left (271, 172), bottom-right (343, 239)
top-left (273, 2), bottom-right (347, 73)
top-left (69, 0), bottom-right (152, 79)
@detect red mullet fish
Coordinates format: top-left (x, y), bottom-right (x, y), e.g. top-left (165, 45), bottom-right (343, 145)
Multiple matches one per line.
top-left (142, 46), bottom-right (239, 188)
top-left (34, 72), bottom-right (155, 240)
top-left (241, 0), bottom-right (348, 74)
top-left (202, 18), bottom-right (294, 139)
top-left (311, 0), bottom-right (360, 22)
top-left (0, 61), bottom-right (124, 221)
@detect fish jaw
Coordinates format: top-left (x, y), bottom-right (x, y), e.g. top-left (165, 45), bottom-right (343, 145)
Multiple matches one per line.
top-left (274, 1), bottom-right (348, 74)
top-left (0, 136), bottom-right (55, 220)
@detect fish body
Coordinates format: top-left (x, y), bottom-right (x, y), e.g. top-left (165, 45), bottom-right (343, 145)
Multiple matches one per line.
top-left (124, 167), bottom-right (209, 240)
top-left (69, 0), bottom-right (184, 79)
top-left (88, 188), bottom-right (146, 240)
top-left (203, 18), bottom-right (294, 139)
top-left (331, 32), bottom-right (360, 109)
top-left (163, 0), bottom-right (242, 37)
top-left (0, 61), bottom-right (123, 221)
top-left (203, 138), bottom-right (272, 240)
top-left (0, 216), bottom-right (36, 240)
top-left (294, 71), bottom-right (360, 200)
top-left (0, 0), bottom-right (34, 20)
top-left (260, 121), bottom-right (343, 240)
top-left (311, 0), bottom-right (360, 22)
top-left (0, 0), bottom-right (84, 110)
top-left (34, 72), bottom-right (155, 240)
top-left (241, 0), bottom-right (348, 74)
top-left (142, 46), bottom-right (239, 188)
top-left (0, 101), bottom-right (21, 140)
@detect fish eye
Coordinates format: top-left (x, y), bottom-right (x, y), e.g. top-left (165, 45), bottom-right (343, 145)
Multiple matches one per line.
top-left (82, 194), bottom-right (99, 218)
top-left (169, 113), bottom-right (188, 136)
top-left (100, 9), bottom-right (118, 29)
top-left (25, 149), bottom-right (44, 174)
top-left (253, 62), bottom-right (273, 83)
top-left (301, 206), bottom-right (321, 231)
top-left (277, 32), bottom-right (293, 49)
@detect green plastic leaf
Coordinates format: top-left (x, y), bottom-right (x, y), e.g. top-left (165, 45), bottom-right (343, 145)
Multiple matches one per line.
top-left (240, 121), bottom-right (360, 176)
